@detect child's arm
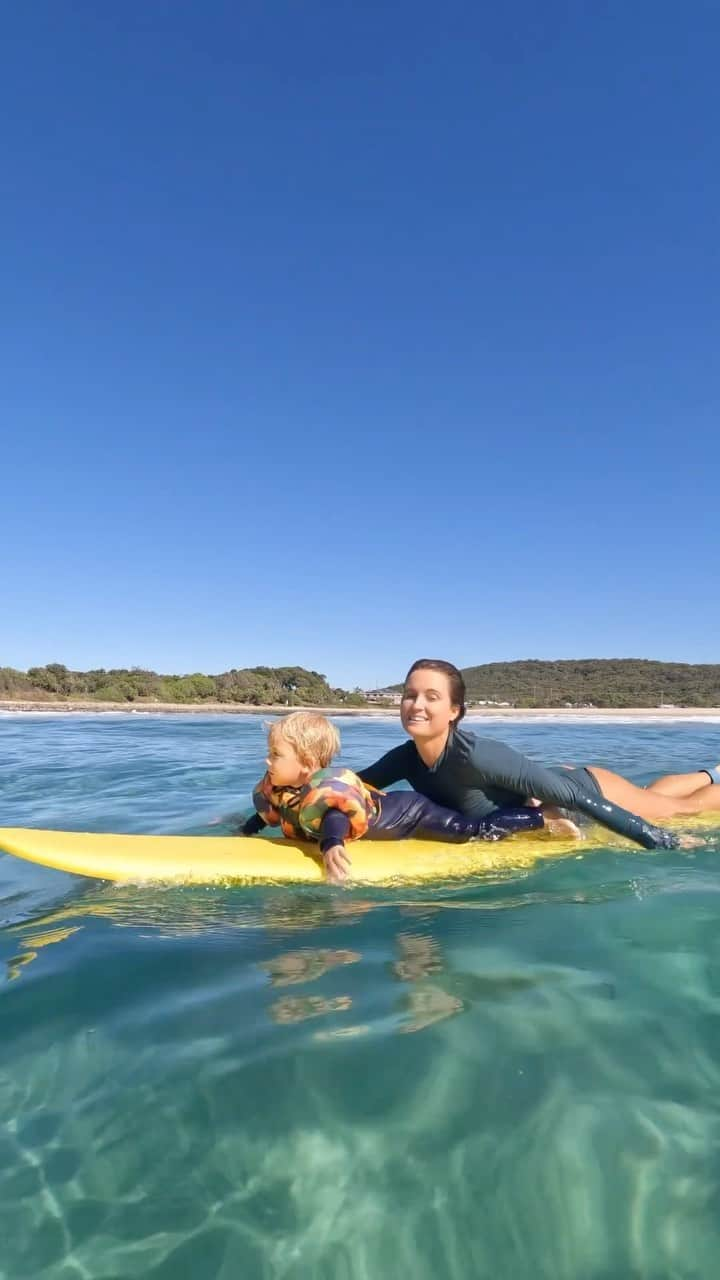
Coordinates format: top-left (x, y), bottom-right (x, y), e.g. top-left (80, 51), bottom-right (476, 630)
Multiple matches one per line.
top-left (239, 811), bottom-right (267, 837)
top-left (319, 810), bottom-right (353, 883)
top-left (237, 773), bottom-right (280, 836)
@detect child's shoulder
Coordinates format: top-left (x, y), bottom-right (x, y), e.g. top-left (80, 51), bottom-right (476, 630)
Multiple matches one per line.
top-left (308, 766), bottom-right (362, 788)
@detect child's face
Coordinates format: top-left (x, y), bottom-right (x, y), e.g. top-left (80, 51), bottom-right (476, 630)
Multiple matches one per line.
top-left (266, 736), bottom-right (315, 788)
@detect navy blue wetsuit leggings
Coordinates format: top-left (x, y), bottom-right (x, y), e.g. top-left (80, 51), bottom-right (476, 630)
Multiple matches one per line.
top-left (320, 790), bottom-right (543, 851)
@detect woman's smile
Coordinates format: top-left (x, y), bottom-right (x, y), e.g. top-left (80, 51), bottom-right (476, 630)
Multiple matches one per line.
top-left (400, 669), bottom-right (460, 745)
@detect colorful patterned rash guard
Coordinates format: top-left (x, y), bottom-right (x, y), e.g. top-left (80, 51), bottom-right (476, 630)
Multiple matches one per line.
top-left (251, 768), bottom-right (378, 842)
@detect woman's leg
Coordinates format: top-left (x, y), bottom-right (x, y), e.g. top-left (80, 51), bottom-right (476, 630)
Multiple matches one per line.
top-left (646, 766), bottom-right (720, 798)
top-left (587, 766), bottom-right (720, 819)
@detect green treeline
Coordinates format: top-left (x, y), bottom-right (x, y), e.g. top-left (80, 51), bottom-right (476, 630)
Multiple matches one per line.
top-left (0, 663), bottom-right (368, 707)
top-left (458, 659), bottom-right (720, 707)
top-left (3, 657), bottom-right (720, 708)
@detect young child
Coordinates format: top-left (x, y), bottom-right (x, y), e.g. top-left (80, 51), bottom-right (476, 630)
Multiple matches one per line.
top-left (240, 711), bottom-right (560, 882)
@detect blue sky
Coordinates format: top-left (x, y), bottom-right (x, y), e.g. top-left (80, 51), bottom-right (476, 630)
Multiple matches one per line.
top-left (3, 1), bottom-right (719, 688)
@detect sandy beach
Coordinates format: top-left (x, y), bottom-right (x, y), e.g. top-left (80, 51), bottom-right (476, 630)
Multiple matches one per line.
top-left (2, 699), bottom-right (720, 719)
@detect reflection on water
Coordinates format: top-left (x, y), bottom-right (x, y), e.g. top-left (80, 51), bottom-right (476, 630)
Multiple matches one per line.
top-left (393, 930), bottom-right (443, 980)
top-left (260, 947), bottom-right (361, 987)
top-left (3, 884), bottom-right (379, 950)
top-left (392, 932), bottom-right (465, 1033)
top-left (399, 985), bottom-right (464, 1034)
top-left (270, 993), bottom-right (354, 1025)
top-left (5, 926), bottom-right (82, 982)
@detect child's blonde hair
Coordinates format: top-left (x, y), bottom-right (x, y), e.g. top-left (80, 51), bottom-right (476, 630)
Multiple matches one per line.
top-left (267, 711), bottom-right (340, 769)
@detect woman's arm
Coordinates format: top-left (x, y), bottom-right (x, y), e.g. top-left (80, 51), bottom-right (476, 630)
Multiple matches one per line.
top-left (467, 737), bottom-right (678, 850)
top-left (357, 743), bottom-right (412, 789)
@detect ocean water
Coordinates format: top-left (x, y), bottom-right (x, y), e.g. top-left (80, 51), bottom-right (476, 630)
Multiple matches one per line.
top-left (2, 713), bottom-right (720, 1280)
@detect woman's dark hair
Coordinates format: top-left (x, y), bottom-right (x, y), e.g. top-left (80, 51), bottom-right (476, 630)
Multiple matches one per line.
top-left (404, 659), bottom-right (466, 725)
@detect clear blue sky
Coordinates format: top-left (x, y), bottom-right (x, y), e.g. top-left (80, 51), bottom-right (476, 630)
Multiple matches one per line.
top-left (3, 1), bottom-right (719, 688)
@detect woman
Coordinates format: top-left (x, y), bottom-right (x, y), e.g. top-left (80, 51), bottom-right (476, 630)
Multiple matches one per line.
top-left (359, 659), bottom-right (720, 850)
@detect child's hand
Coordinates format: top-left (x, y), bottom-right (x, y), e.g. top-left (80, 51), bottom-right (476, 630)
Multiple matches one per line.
top-left (323, 844), bottom-right (351, 884)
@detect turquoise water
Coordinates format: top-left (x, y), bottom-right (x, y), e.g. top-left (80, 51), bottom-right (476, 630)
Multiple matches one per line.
top-left (2, 713), bottom-right (720, 1280)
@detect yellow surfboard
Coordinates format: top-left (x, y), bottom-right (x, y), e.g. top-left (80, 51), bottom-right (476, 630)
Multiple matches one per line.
top-left (0, 825), bottom-right (593, 884)
top-left (0, 818), bottom-right (715, 885)
top-left (1, 819), bottom-right (712, 890)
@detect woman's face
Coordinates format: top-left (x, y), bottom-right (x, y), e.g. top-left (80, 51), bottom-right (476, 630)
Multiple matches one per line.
top-left (400, 668), bottom-right (460, 742)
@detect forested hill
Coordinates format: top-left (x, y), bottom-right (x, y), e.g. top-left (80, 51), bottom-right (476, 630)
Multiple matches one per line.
top-left (4, 658), bottom-right (720, 708)
top-left (0, 664), bottom-right (366, 706)
top-left (457, 659), bottom-right (720, 707)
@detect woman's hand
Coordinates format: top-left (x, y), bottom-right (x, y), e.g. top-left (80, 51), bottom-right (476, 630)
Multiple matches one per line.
top-left (323, 844), bottom-right (352, 883)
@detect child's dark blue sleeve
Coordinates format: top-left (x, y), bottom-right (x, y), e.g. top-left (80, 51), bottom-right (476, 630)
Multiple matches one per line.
top-left (475, 806), bottom-right (544, 839)
top-left (319, 810), bottom-right (352, 854)
top-left (241, 812), bottom-right (266, 836)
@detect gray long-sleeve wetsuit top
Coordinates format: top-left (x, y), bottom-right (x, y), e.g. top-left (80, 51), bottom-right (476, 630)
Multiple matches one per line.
top-left (358, 727), bottom-right (679, 850)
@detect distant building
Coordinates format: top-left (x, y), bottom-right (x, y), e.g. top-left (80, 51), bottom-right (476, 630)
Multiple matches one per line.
top-left (366, 689), bottom-right (402, 705)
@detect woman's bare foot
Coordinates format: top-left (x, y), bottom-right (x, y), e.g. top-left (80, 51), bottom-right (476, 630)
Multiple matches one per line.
top-left (542, 806), bottom-right (582, 839)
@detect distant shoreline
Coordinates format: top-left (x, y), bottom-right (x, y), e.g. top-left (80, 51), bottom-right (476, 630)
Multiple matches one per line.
top-left (2, 699), bottom-right (720, 719)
